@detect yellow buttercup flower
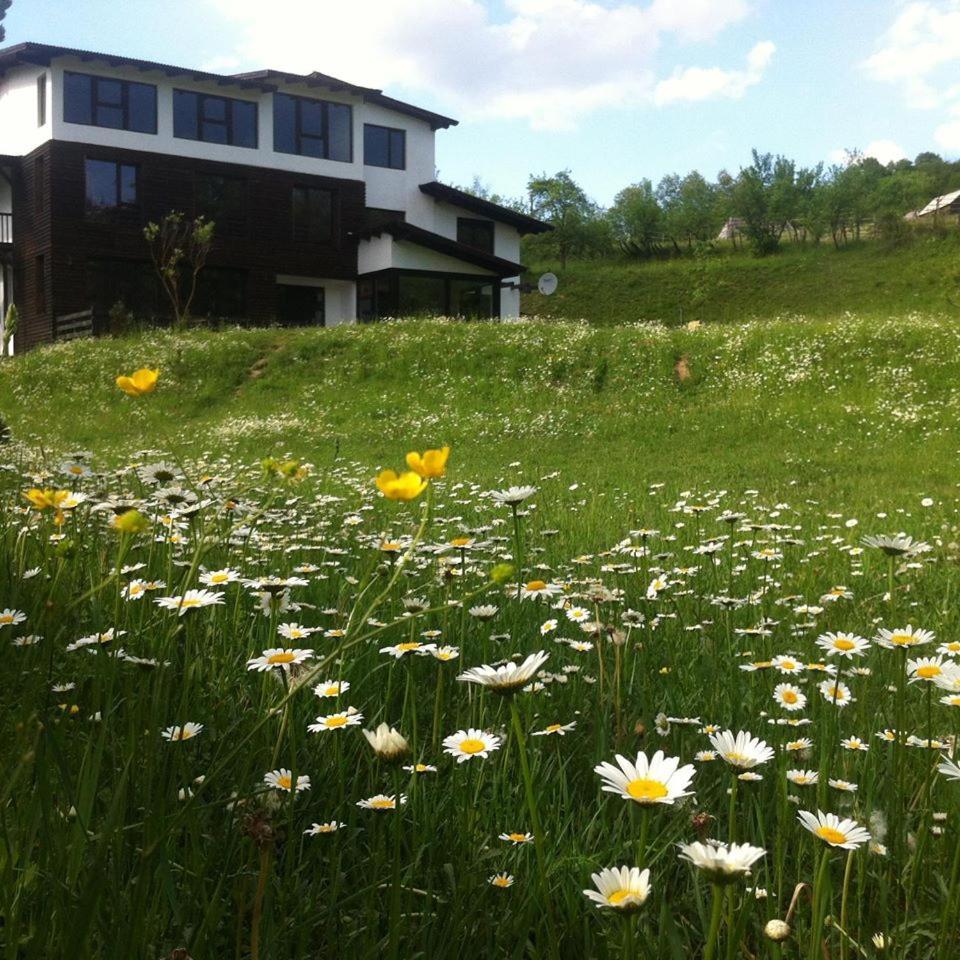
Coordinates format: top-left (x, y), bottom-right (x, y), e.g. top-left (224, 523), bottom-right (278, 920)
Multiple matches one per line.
top-left (23, 488), bottom-right (71, 511)
top-left (375, 470), bottom-right (428, 501)
top-left (112, 509), bottom-right (150, 535)
top-left (405, 446), bottom-right (450, 479)
top-left (116, 368), bottom-right (159, 397)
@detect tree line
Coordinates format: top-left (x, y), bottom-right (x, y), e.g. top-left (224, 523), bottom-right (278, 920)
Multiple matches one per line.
top-left (459, 149), bottom-right (960, 266)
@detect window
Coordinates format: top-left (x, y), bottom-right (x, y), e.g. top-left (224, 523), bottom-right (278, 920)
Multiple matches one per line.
top-left (37, 74), bottom-right (46, 126)
top-left (173, 90), bottom-right (258, 148)
top-left (196, 174), bottom-right (246, 233)
top-left (64, 72), bottom-right (157, 133)
top-left (364, 124), bottom-right (405, 170)
top-left (85, 158), bottom-right (138, 215)
top-left (273, 93), bottom-right (351, 161)
top-left (457, 218), bottom-right (495, 254)
top-left (397, 274), bottom-right (446, 317)
top-left (291, 186), bottom-right (334, 242)
top-left (35, 255), bottom-right (46, 313)
top-left (192, 267), bottom-right (247, 320)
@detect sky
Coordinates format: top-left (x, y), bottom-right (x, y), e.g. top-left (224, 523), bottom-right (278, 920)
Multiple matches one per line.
top-left (8, 0), bottom-right (960, 205)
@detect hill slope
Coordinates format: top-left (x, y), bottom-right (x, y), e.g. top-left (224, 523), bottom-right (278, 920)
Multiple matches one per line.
top-left (0, 315), bottom-right (958, 518)
top-left (522, 235), bottom-right (960, 324)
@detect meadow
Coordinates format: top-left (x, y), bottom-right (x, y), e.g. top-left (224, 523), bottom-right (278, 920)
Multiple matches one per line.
top-left (1, 315), bottom-right (960, 959)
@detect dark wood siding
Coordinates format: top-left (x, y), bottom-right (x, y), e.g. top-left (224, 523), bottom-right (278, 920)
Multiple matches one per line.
top-left (15, 140), bottom-right (367, 347)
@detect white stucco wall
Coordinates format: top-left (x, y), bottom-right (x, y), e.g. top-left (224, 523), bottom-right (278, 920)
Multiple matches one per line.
top-left (0, 65), bottom-right (50, 156)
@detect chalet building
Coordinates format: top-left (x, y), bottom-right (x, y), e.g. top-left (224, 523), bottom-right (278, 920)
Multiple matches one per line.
top-left (0, 41), bottom-right (550, 350)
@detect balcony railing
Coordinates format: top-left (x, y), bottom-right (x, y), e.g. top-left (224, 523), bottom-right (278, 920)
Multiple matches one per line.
top-left (0, 213), bottom-right (10, 245)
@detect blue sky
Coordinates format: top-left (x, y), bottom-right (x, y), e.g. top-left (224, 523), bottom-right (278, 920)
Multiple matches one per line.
top-left (9, 0), bottom-right (960, 205)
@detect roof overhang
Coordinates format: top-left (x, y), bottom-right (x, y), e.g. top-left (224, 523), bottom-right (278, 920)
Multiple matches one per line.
top-left (357, 220), bottom-right (524, 277)
top-left (419, 181), bottom-right (552, 235)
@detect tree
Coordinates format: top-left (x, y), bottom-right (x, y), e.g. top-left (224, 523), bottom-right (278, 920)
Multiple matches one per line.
top-left (608, 180), bottom-right (663, 258)
top-left (0, 1), bottom-right (11, 43)
top-left (1, 302), bottom-right (17, 357)
top-left (143, 212), bottom-right (215, 329)
top-left (526, 170), bottom-right (602, 268)
top-left (731, 150), bottom-right (782, 255)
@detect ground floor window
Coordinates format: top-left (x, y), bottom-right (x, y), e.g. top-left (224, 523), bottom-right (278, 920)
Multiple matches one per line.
top-left (357, 270), bottom-right (498, 322)
top-left (276, 284), bottom-right (325, 326)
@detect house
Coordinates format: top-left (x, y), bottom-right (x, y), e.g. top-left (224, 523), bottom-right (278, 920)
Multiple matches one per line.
top-left (915, 188), bottom-right (960, 219)
top-left (0, 41), bottom-right (551, 350)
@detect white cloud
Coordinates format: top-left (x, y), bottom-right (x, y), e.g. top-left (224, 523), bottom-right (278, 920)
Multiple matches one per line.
top-left (828, 140), bottom-right (908, 167)
top-left (653, 41), bottom-right (774, 106)
top-left (935, 109), bottom-right (960, 151)
top-left (204, 0), bottom-right (767, 130)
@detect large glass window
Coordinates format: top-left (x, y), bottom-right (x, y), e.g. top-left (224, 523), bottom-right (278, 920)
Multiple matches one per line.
top-left (273, 93), bottom-right (351, 162)
top-left (449, 277), bottom-right (494, 318)
top-left (64, 72), bottom-right (157, 133)
top-left (457, 217), bottom-right (495, 254)
top-left (196, 174), bottom-right (246, 233)
top-left (397, 274), bottom-right (446, 317)
top-left (291, 186), bottom-right (334, 242)
top-left (85, 158), bottom-right (138, 215)
top-left (363, 123), bottom-right (405, 170)
top-left (173, 90), bottom-right (258, 148)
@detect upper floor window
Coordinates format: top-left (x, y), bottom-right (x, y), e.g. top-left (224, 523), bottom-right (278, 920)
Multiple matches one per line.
top-left (273, 93), bottom-right (351, 162)
top-left (363, 124), bottom-right (405, 170)
top-left (291, 186), bottom-right (334, 242)
top-left (85, 158), bottom-right (138, 215)
top-left (64, 72), bottom-right (157, 134)
top-left (457, 217), bottom-right (494, 254)
top-left (173, 90), bottom-right (258, 148)
top-left (37, 74), bottom-right (46, 126)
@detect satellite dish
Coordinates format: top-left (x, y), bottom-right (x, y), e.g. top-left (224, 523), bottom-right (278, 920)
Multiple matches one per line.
top-left (537, 272), bottom-right (558, 296)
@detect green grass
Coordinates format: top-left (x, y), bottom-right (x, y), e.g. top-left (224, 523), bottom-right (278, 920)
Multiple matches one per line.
top-left (1, 316), bottom-right (960, 959)
top-left (522, 234), bottom-right (960, 325)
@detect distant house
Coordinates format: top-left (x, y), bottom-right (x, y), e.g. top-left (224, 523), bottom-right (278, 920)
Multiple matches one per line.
top-left (717, 217), bottom-right (745, 240)
top-left (0, 41), bottom-right (551, 350)
top-left (915, 188), bottom-right (960, 219)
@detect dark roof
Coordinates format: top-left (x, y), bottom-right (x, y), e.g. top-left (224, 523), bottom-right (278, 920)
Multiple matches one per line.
top-left (0, 42), bottom-right (459, 128)
top-left (356, 220), bottom-right (525, 277)
top-left (419, 181), bottom-right (552, 235)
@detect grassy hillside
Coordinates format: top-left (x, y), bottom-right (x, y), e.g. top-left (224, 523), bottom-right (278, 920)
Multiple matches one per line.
top-left (522, 234), bottom-right (960, 324)
top-left (1, 314), bottom-right (958, 528)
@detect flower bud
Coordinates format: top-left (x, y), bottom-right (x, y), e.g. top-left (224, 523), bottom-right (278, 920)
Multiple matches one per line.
top-left (764, 919), bottom-right (791, 942)
top-left (363, 723), bottom-right (410, 762)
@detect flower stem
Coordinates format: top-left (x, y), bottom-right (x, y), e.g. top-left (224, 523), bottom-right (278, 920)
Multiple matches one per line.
top-left (704, 883), bottom-right (724, 960)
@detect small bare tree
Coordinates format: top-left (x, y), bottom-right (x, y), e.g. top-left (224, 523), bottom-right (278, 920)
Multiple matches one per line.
top-left (144, 213), bottom-right (215, 329)
top-left (1, 302), bottom-right (17, 357)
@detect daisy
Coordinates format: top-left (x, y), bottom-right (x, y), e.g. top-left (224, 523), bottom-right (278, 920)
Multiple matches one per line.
top-left (841, 736), bottom-right (869, 752)
top-left (937, 756), bottom-right (960, 781)
top-left (469, 604), bottom-right (499, 621)
top-left (308, 710), bottom-right (364, 733)
top-left (678, 841), bottom-right (766, 882)
top-left (0, 609), bottom-right (27, 628)
top-left (357, 793), bottom-right (407, 810)
top-left (797, 810), bottom-right (871, 849)
top-left (861, 534), bottom-right (928, 557)
top-left (443, 728), bottom-right (502, 763)
top-left (199, 568), bottom-right (240, 586)
top-left (380, 641), bottom-right (437, 658)
top-left (155, 589), bottom-right (224, 616)
top-left (708, 730), bottom-right (775, 769)
top-left (489, 872), bottom-right (515, 888)
top-left (773, 683), bottom-right (807, 712)
top-left (314, 679), bottom-right (350, 698)
top-left (937, 640), bottom-right (960, 657)
top-left (583, 866), bottom-right (651, 912)
top-left (499, 831), bottom-right (534, 845)
top-left (457, 651), bottom-right (549, 693)
top-left (264, 768), bottom-right (311, 793)
top-left (161, 722), bottom-right (203, 742)
top-left (818, 679), bottom-right (854, 707)
top-left (816, 632), bottom-right (870, 658)
top-left (875, 625), bottom-right (935, 650)
top-left (304, 821), bottom-right (345, 835)
top-left (520, 580), bottom-right (563, 600)
top-left (829, 779), bottom-right (858, 792)
top-left (531, 721), bottom-right (576, 737)
top-left (771, 655), bottom-right (804, 674)
top-left (246, 648), bottom-right (314, 672)
top-left (277, 622), bottom-right (318, 641)
top-left (403, 762), bottom-right (438, 774)
top-left (433, 645), bottom-right (460, 661)
top-left (566, 606), bottom-right (592, 623)
top-left (363, 722), bottom-right (409, 760)
top-left (908, 656), bottom-right (956, 683)
top-left (786, 769), bottom-right (819, 786)
top-left (594, 750), bottom-right (696, 805)
top-left (488, 485), bottom-right (537, 506)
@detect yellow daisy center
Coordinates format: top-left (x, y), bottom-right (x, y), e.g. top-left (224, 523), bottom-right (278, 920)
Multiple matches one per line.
top-left (396, 642), bottom-right (421, 652)
top-left (608, 889), bottom-right (632, 905)
top-left (917, 665), bottom-right (940, 678)
top-left (724, 751), bottom-right (748, 763)
top-left (817, 826), bottom-right (848, 845)
top-left (459, 738), bottom-right (487, 754)
top-left (492, 876), bottom-right (511, 887)
top-left (324, 716), bottom-right (348, 728)
top-left (0, 615), bottom-right (15, 623)
top-left (626, 778), bottom-right (669, 801)
top-left (370, 798), bottom-right (394, 809)
top-left (268, 652), bottom-right (297, 664)
top-left (180, 598), bottom-right (201, 608)
top-left (209, 573), bottom-right (229, 583)
top-left (451, 537), bottom-right (472, 547)
top-left (276, 775), bottom-right (292, 790)
top-left (781, 691), bottom-right (798, 704)
top-left (890, 634), bottom-right (914, 646)
top-left (508, 833), bottom-right (528, 842)
top-left (526, 580), bottom-right (548, 591)
top-left (833, 638), bottom-right (856, 651)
